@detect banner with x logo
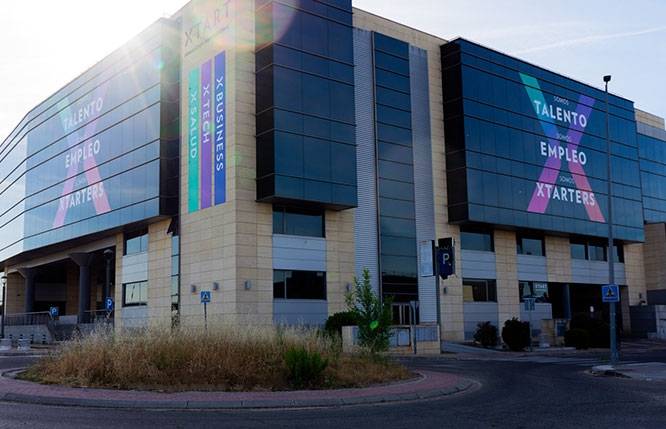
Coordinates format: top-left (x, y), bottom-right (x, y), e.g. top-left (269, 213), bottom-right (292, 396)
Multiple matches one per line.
top-left (520, 73), bottom-right (606, 223)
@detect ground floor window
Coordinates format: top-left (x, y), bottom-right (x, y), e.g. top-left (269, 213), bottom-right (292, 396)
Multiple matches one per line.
top-left (463, 278), bottom-right (497, 302)
top-left (273, 270), bottom-right (326, 300)
top-left (519, 281), bottom-right (550, 302)
top-left (123, 281), bottom-right (147, 306)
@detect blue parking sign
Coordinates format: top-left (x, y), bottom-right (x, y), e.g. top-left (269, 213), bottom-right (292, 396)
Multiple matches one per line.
top-left (105, 297), bottom-right (114, 311)
top-left (602, 284), bottom-right (620, 303)
top-left (200, 291), bottom-right (211, 303)
top-left (49, 306), bottom-right (59, 317)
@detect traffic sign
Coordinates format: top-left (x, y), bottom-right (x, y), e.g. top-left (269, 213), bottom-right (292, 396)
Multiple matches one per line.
top-left (105, 297), bottom-right (114, 312)
top-left (602, 284), bottom-right (620, 303)
top-left (49, 306), bottom-right (59, 318)
top-left (200, 290), bottom-right (211, 304)
top-left (437, 237), bottom-right (455, 280)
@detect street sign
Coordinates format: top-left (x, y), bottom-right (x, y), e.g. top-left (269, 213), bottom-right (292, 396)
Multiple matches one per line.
top-left (49, 306), bottom-right (59, 318)
top-left (200, 290), bottom-right (211, 304)
top-left (105, 297), bottom-right (114, 312)
top-left (419, 240), bottom-right (435, 277)
top-left (524, 297), bottom-right (536, 311)
top-left (437, 237), bottom-right (455, 280)
top-left (602, 284), bottom-right (620, 303)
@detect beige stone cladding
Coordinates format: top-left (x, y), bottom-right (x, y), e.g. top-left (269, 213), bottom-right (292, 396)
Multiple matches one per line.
top-left (4, 272), bottom-right (24, 315)
top-left (326, 209), bottom-right (356, 315)
top-left (545, 236), bottom-right (572, 283)
top-left (177, 0), bottom-right (272, 328)
top-left (635, 109), bottom-right (665, 129)
top-left (624, 243), bottom-right (647, 306)
top-left (353, 10), bottom-right (464, 340)
top-left (147, 220), bottom-right (174, 327)
top-left (643, 223), bottom-right (666, 294)
top-left (495, 230), bottom-right (520, 326)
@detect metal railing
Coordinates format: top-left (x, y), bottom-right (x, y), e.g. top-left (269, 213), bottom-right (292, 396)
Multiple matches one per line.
top-left (84, 309), bottom-right (114, 324)
top-left (4, 311), bottom-right (52, 326)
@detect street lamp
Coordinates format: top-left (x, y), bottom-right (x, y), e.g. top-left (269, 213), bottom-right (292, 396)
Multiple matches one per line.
top-left (604, 74), bottom-right (619, 365)
top-left (1, 274), bottom-right (6, 339)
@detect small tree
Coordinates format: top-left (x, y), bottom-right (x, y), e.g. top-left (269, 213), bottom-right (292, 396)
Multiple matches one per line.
top-left (345, 268), bottom-right (393, 355)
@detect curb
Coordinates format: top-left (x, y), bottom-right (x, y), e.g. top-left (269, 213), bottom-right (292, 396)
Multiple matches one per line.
top-left (0, 369), bottom-right (476, 410)
top-left (588, 365), bottom-right (629, 378)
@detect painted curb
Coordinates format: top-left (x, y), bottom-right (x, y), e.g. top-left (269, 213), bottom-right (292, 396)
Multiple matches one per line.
top-left (0, 369), bottom-right (476, 410)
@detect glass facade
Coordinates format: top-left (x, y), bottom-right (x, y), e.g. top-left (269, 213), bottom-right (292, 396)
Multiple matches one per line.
top-left (442, 39), bottom-right (644, 242)
top-left (373, 33), bottom-right (418, 304)
top-left (171, 232), bottom-right (180, 327)
top-left (638, 122), bottom-right (666, 223)
top-left (0, 20), bottom-right (180, 263)
top-left (255, 0), bottom-right (357, 209)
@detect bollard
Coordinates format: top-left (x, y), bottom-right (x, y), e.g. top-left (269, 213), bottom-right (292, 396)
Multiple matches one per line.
top-left (17, 338), bottom-right (30, 351)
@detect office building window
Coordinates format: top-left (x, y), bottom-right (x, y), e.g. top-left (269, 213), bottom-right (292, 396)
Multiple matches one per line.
top-left (570, 239), bottom-right (587, 260)
top-left (587, 242), bottom-right (607, 261)
top-left (273, 270), bottom-right (326, 300)
top-left (123, 281), bottom-right (147, 306)
top-left (460, 228), bottom-right (494, 252)
top-left (569, 238), bottom-right (623, 262)
top-left (463, 278), bottom-right (497, 302)
top-left (124, 229), bottom-right (148, 255)
top-left (273, 207), bottom-right (324, 237)
top-left (519, 281), bottom-right (550, 302)
top-left (517, 234), bottom-right (545, 256)
top-left (613, 244), bottom-right (625, 263)
top-left (170, 233), bottom-right (180, 326)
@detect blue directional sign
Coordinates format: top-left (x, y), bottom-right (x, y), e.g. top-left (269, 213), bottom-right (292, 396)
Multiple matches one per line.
top-left (200, 290), bottom-right (211, 304)
top-left (602, 284), bottom-right (620, 303)
top-left (437, 237), bottom-right (455, 280)
top-left (49, 306), bottom-right (59, 318)
top-left (105, 297), bottom-right (114, 312)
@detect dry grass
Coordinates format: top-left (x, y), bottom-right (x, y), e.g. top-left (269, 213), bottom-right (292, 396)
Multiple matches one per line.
top-left (21, 325), bottom-right (411, 391)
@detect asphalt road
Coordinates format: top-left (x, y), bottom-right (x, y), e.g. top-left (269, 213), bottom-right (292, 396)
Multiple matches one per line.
top-left (0, 347), bottom-right (664, 429)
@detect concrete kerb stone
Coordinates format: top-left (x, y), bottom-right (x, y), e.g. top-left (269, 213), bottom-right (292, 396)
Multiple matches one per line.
top-left (0, 368), bottom-right (475, 410)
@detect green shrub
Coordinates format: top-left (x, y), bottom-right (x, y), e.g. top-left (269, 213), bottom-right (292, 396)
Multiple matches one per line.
top-left (345, 268), bottom-right (393, 355)
top-left (501, 318), bottom-right (531, 351)
top-left (473, 321), bottom-right (498, 348)
top-left (284, 346), bottom-right (328, 388)
top-left (570, 314), bottom-right (612, 348)
top-left (324, 311), bottom-right (358, 337)
top-left (564, 328), bottom-right (590, 350)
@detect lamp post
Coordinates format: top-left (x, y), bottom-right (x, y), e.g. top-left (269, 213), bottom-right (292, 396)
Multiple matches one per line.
top-left (1, 274), bottom-right (6, 339)
top-left (604, 74), bottom-right (619, 365)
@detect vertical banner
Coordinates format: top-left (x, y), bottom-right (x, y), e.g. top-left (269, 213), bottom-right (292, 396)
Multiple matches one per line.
top-left (187, 67), bottom-right (200, 213)
top-left (214, 52), bottom-right (226, 205)
top-left (200, 60), bottom-right (213, 209)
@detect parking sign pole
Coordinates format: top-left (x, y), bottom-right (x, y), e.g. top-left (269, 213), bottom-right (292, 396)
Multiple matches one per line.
top-left (204, 302), bottom-right (208, 333)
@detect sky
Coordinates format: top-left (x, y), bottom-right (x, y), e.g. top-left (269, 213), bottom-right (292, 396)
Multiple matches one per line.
top-left (1, 0), bottom-right (665, 142)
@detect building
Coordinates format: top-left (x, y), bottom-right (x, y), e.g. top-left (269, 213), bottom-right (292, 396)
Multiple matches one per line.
top-left (1, 0), bottom-right (666, 341)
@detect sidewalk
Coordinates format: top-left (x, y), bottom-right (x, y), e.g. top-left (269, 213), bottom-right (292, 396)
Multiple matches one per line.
top-left (591, 362), bottom-right (666, 381)
top-left (0, 368), bottom-right (476, 410)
